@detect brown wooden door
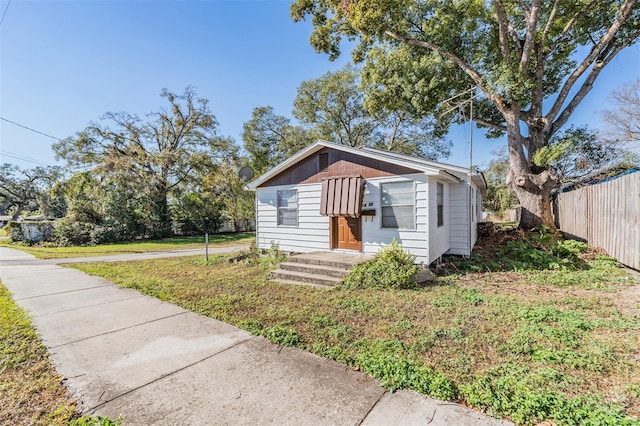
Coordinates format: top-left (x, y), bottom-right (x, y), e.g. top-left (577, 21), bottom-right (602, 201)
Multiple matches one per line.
top-left (332, 216), bottom-right (362, 251)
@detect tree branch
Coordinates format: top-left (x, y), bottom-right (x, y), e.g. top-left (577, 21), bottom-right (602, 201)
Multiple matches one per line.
top-left (493, 0), bottom-right (512, 58)
top-left (550, 30), bottom-right (640, 134)
top-left (384, 30), bottom-right (507, 114)
top-left (546, 0), bottom-right (636, 126)
top-left (473, 117), bottom-right (508, 133)
top-left (519, 0), bottom-right (541, 72)
top-left (541, 0), bottom-right (561, 47)
top-left (549, 0), bottom-right (599, 53)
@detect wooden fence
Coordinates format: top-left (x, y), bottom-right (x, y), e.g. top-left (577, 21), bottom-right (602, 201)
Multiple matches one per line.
top-left (556, 171), bottom-right (639, 270)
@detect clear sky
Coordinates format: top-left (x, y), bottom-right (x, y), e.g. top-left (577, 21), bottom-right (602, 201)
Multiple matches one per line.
top-left (1, 0), bottom-right (638, 172)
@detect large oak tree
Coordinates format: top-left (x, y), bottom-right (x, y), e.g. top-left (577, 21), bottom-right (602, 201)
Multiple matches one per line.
top-left (0, 164), bottom-right (62, 220)
top-left (54, 87), bottom-right (231, 237)
top-left (291, 0), bottom-right (640, 228)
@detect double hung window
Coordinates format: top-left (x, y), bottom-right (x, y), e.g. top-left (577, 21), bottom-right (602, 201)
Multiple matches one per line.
top-left (277, 190), bottom-right (298, 226)
top-left (381, 181), bottom-right (415, 229)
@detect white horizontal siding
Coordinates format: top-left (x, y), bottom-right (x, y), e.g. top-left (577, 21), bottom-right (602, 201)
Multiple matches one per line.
top-left (447, 181), bottom-right (471, 256)
top-left (428, 179), bottom-right (450, 263)
top-left (255, 183), bottom-right (329, 253)
top-left (255, 173), bottom-right (435, 263)
top-left (361, 174), bottom-right (429, 264)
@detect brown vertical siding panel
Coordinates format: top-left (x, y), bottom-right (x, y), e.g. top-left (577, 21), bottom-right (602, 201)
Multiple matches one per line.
top-left (260, 148), bottom-right (420, 187)
top-left (320, 180), bottom-right (328, 216)
top-left (327, 179), bottom-right (336, 216)
top-left (346, 178), bottom-right (356, 215)
top-left (339, 178), bottom-right (348, 215)
top-left (334, 179), bottom-right (343, 215)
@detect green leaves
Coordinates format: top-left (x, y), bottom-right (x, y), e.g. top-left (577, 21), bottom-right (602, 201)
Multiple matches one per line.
top-left (242, 106), bottom-right (316, 174)
top-left (342, 240), bottom-right (420, 289)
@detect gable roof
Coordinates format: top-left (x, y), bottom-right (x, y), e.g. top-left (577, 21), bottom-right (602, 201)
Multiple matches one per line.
top-left (247, 140), bottom-right (486, 190)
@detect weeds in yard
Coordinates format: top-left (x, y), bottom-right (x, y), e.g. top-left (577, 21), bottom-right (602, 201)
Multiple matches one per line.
top-left (0, 282), bottom-right (120, 425)
top-left (242, 241), bottom-right (287, 267)
top-left (66, 230), bottom-right (640, 425)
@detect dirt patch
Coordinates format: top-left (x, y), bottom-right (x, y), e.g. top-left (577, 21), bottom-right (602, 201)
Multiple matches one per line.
top-left (613, 268), bottom-right (640, 315)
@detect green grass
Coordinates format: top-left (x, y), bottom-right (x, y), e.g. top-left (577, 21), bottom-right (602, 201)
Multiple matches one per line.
top-left (1, 233), bottom-right (254, 259)
top-left (0, 281), bottom-right (78, 424)
top-left (67, 241), bottom-right (640, 426)
top-left (0, 282), bottom-right (122, 426)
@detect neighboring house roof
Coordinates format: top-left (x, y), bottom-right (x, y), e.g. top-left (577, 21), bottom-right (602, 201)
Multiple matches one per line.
top-left (247, 140), bottom-right (488, 193)
top-left (559, 165), bottom-right (639, 192)
top-left (22, 214), bottom-right (49, 221)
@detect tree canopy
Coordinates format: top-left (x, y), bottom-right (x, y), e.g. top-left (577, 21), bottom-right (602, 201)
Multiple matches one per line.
top-left (291, 0), bottom-right (640, 227)
top-left (242, 106), bottom-right (317, 174)
top-left (0, 164), bottom-right (62, 220)
top-left (54, 87), bottom-right (233, 238)
top-left (533, 125), bottom-right (636, 183)
top-left (293, 64), bottom-right (452, 159)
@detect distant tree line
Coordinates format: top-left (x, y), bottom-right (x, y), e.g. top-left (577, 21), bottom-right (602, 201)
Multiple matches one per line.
top-left (2, 75), bottom-right (638, 244)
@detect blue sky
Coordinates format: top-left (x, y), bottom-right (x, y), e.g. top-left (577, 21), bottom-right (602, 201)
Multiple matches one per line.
top-left (1, 0), bottom-right (638, 172)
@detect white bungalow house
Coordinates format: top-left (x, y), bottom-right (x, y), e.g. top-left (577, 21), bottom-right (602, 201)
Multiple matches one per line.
top-left (246, 140), bottom-right (487, 265)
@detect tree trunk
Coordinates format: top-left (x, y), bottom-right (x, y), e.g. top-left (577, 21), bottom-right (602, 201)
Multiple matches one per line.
top-left (511, 171), bottom-right (557, 229)
top-left (11, 203), bottom-right (25, 221)
top-left (504, 111), bottom-right (558, 229)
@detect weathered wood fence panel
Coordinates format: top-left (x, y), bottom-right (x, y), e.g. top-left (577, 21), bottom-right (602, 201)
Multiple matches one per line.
top-left (557, 172), bottom-right (639, 270)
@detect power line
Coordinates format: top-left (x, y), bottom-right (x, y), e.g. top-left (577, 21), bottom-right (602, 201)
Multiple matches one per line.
top-left (0, 150), bottom-right (55, 167)
top-left (0, 116), bottom-right (64, 141)
top-left (0, 0), bottom-right (11, 27)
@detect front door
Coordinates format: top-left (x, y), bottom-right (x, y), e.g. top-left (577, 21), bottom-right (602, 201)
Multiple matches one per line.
top-left (331, 216), bottom-right (362, 251)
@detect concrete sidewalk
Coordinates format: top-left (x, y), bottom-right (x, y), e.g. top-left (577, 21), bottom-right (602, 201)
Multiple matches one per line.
top-left (0, 246), bottom-right (512, 425)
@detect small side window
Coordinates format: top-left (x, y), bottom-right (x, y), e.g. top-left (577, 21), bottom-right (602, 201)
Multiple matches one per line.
top-left (437, 183), bottom-right (444, 227)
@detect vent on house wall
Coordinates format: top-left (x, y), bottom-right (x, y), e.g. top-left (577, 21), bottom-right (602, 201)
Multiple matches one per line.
top-left (319, 153), bottom-right (329, 172)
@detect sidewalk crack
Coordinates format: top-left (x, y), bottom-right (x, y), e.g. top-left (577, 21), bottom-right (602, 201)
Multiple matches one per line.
top-left (85, 337), bottom-right (254, 413)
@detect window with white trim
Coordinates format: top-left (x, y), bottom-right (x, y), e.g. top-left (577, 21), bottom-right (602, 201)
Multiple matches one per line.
top-left (381, 181), bottom-right (415, 229)
top-left (437, 183), bottom-right (444, 227)
top-left (277, 190), bottom-right (298, 227)
top-left (471, 187), bottom-right (476, 222)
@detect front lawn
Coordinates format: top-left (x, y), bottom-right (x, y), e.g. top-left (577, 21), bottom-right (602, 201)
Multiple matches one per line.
top-left (66, 232), bottom-right (640, 425)
top-left (1, 233), bottom-right (254, 259)
top-left (0, 282), bottom-right (78, 425)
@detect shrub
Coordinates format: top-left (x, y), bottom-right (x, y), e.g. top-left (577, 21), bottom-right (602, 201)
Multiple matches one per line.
top-left (55, 218), bottom-right (95, 246)
top-left (342, 240), bottom-right (420, 289)
top-left (243, 241), bottom-right (287, 267)
top-left (8, 220), bottom-right (55, 243)
top-left (7, 220), bottom-right (24, 242)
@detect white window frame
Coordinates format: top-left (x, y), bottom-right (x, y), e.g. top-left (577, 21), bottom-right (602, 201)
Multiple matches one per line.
top-left (277, 189), bottom-right (298, 227)
top-left (437, 182), bottom-right (444, 227)
top-left (380, 180), bottom-right (416, 230)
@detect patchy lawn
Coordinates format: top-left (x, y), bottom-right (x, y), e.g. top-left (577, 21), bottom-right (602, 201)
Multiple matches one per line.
top-left (1, 233), bottom-right (254, 259)
top-left (0, 282), bottom-right (77, 425)
top-left (66, 232), bottom-right (640, 426)
top-left (0, 282), bottom-right (122, 426)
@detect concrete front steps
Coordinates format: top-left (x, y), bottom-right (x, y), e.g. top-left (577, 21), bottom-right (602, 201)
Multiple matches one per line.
top-left (270, 251), bottom-right (371, 287)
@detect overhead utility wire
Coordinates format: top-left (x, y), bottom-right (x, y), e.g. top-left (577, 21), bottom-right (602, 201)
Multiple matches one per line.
top-left (1, 116), bottom-right (63, 141)
top-left (0, 0), bottom-right (11, 27)
top-left (0, 150), bottom-right (54, 167)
